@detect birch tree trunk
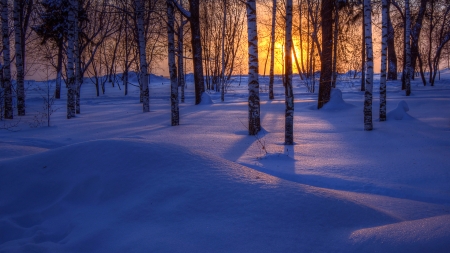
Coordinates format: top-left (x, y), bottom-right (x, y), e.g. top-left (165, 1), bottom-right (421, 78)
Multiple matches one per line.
top-left (331, 3), bottom-right (339, 88)
top-left (177, 14), bottom-right (185, 103)
top-left (167, 0), bottom-right (179, 126)
top-left (246, 0), bottom-right (260, 135)
top-left (66, 0), bottom-right (76, 119)
top-left (380, 0), bottom-right (388, 121)
top-left (318, 0), bottom-right (333, 109)
top-left (404, 0), bottom-right (411, 96)
top-left (74, 0), bottom-right (81, 115)
top-left (363, 0), bottom-right (373, 131)
top-left (361, 10), bottom-right (366, 92)
top-left (14, 0), bottom-right (25, 116)
top-left (135, 0), bottom-right (149, 112)
top-left (1, 0), bottom-right (12, 119)
top-left (269, 0), bottom-right (276, 100)
top-left (221, 0), bottom-right (227, 102)
top-left (284, 0), bottom-right (294, 145)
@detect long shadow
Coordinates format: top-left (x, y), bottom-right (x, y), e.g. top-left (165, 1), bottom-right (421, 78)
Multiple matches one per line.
top-left (277, 95), bottom-right (450, 204)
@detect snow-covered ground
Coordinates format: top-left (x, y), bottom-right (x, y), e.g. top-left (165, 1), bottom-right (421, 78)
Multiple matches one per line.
top-left (1, 70), bottom-right (450, 252)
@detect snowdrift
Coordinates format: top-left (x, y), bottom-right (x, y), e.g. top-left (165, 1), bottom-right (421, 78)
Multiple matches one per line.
top-left (310, 88), bottom-right (354, 110)
top-left (3, 139), bottom-right (448, 252)
top-left (387, 100), bottom-right (413, 120)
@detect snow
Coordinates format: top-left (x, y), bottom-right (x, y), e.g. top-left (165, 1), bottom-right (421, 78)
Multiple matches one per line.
top-left (1, 71), bottom-right (450, 252)
top-left (199, 92), bottom-right (214, 105)
top-left (387, 100), bottom-right (412, 120)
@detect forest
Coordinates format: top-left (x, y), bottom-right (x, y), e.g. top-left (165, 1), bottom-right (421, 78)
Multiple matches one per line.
top-left (1, 0), bottom-right (449, 134)
top-left (0, 0), bottom-right (450, 252)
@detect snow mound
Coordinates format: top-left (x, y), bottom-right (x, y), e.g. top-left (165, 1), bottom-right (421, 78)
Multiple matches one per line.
top-left (199, 92), bottom-right (214, 105)
top-left (387, 100), bottom-right (413, 120)
top-left (350, 215), bottom-right (450, 252)
top-left (312, 88), bottom-right (354, 110)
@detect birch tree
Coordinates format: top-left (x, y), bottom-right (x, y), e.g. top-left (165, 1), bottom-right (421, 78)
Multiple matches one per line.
top-left (74, 0), bottom-right (81, 114)
top-left (284, 0), bottom-right (294, 145)
top-left (380, 0), bottom-right (388, 121)
top-left (66, 0), bottom-right (76, 119)
top-left (167, 0), bottom-right (179, 125)
top-left (14, 0), bottom-right (25, 116)
top-left (331, 1), bottom-right (339, 88)
top-left (246, 0), bottom-right (260, 135)
top-left (363, 0), bottom-right (373, 130)
top-left (135, 0), bottom-right (149, 112)
top-left (177, 9), bottom-right (187, 103)
top-left (1, 0), bottom-right (12, 119)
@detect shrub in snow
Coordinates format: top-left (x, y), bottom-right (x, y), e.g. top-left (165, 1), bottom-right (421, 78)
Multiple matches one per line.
top-left (387, 100), bottom-right (412, 120)
top-left (314, 88), bottom-right (353, 111)
top-left (199, 92), bottom-right (214, 105)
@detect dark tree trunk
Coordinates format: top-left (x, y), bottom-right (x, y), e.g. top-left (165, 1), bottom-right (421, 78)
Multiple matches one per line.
top-left (361, 10), bottom-right (366, 91)
top-left (188, 0), bottom-right (205, 105)
top-left (1, 0), bottom-right (12, 119)
top-left (410, 0), bottom-right (427, 80)
top-left (269, 0), bottom-right (276, 100)
top-left (417, 53), bottom-right (427, 85)
top-left (387, 5), bottom-right (397, 80)
top-left (55, 42), bottom-right (63, 99)
top-left (401, 23), bottom-right (406, 90)
top-left (123, 70), bottom-right (128, 95)
top-left (14, 0), bottom-right (25, 116)
top-left (318, 0), bottom-right (333, 109)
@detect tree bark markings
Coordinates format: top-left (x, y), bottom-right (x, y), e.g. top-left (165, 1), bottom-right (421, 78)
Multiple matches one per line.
top-left (246, 0), bottom-right (260, 135)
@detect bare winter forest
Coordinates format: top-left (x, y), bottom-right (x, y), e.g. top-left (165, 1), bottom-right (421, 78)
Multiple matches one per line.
top-left (1, 0), bottom-right (450, 252)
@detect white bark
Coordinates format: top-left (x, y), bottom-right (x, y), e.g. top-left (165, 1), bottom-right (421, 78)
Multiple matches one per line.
top-left (380, 0), bottom-right (388, 121)
top-left (14, 0), bottom-right (25, 116)
top-left (363, 0), bottom-right (373, 130)
top-left (246, 0), bottom-right (260, 135)
top-left (66, 0), bottom-right (76, 119)
top-left (135, 0), bottom-right (149, 112)
top-left (1, 0), bottom-right (12, 119)
top-left (285, 0), bottom-right (294, 145)
top-left (177, 17), bottom-right (186, 103)
top-left (167, 0), bottom-right (179, 126)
